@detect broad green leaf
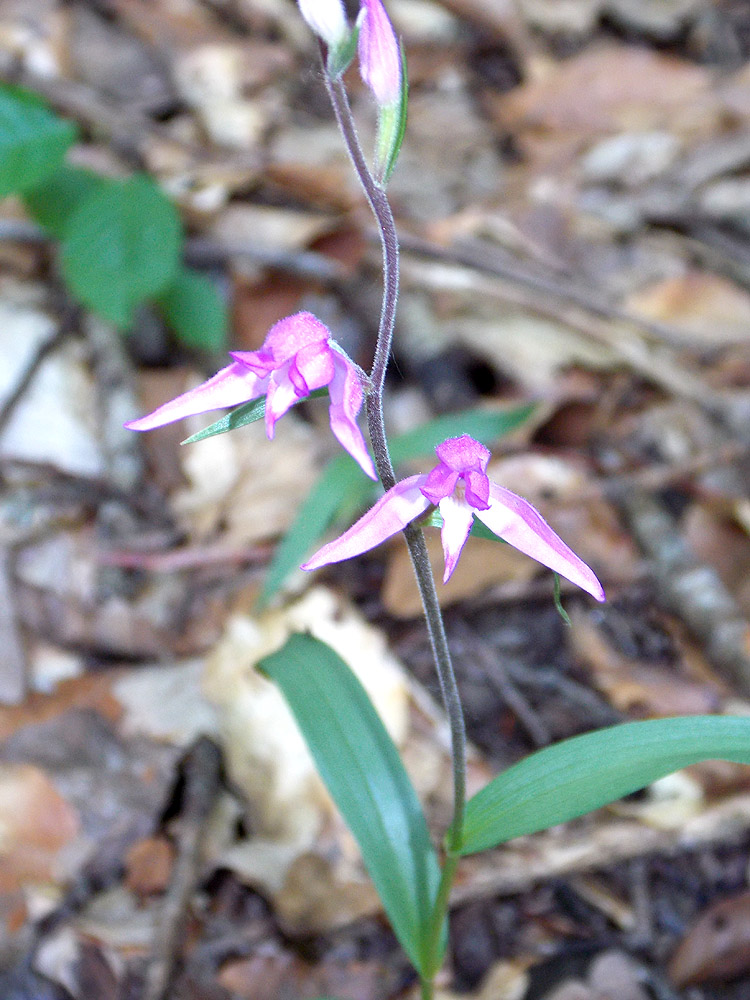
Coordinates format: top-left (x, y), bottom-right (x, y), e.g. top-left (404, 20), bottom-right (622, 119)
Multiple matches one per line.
top-left (459, 716), bottom-right (750, 855)
top-left (157, 267), bottom-right (228, 352)
top-left (181, 388), bottom-right (330, 445)
top-left (61, 174), bottom-right (182, 329)
top-left (259, 403), bottom-right (537, 605)
top-left (259, 634), bottom-right (442, 976)
top-left (23, 165), bottom-right (103, 238)
top-left (0, 85), bottom-right (77, 197)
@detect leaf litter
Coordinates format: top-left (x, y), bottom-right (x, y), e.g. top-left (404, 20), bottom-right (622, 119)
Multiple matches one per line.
top-left (2, 0), bottom-right (750, 996)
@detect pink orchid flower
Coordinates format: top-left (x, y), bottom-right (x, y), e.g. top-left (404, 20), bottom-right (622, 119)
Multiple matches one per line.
top-left (125, 312), bottom-right (377, 480)
top-left (303, 434), bottom-right (605, 600)
top-left (358, 0), bottom-right (402, 107)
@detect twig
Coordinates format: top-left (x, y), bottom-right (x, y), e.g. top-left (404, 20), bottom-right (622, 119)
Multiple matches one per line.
top-left (452, 622), bottom-right (552, 747)
top-left (143, 737), bottom-right (223, 1000)
top-left (618, 489), bottom-right (750, 695)
top-left (0, 547), bottom-right (26, 705)
top-left (0, 311), bottom-right (76, 438)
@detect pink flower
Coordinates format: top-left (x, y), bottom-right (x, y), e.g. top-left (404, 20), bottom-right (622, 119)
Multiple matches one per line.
top-left (297, 0), bottom-right (349, 49)
top-left (125, 312), bottom-right (376, 480)
top-left (302, 434), bottom-right (605, 600)
top-left (358, 0), bottom-right (401, 106)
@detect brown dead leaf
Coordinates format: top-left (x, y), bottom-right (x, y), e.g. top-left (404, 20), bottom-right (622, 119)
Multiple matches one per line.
top-left (124, 836), bottom-right (174, 897)
top-left (174, 410), bottom-right (318, 546)
top-left (669, 891), bottom-right (750, 985)
top-left (626, 272), bottom-right (750, 347)
top-left (383, 533), bottom-right (538, 618)
top-left (570, 609), bottom-right (722, 717)
top-left (498, 45), bottom-right (716, 140)
top-left (0, 763), bottom-right (79, 891)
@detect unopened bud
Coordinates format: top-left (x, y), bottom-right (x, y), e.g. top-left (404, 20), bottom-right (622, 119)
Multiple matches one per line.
top-left (297, 0), bottom-right (349, 48)
top-left (358, 0), bottom-right (401, 107)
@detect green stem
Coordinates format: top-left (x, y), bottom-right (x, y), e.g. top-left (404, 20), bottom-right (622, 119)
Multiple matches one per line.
top-left (323, 61), bottom-right (467, 987)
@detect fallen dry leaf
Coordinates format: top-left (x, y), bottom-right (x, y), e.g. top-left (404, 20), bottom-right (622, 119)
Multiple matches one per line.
top-left (669, 890), bottom-right (750, 985)
top-left (0, 763), bottom-right (79, 892)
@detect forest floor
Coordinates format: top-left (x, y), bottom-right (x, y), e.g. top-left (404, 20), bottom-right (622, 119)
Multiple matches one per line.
top-left (3, 1), bottom-right (750, 998)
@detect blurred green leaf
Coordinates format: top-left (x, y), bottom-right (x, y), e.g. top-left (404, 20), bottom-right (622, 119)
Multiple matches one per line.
top-left (23, 165), bottom-right (103, 238)
top-left (158, 267), bottom-right (228, 352)
top-left (389, 403), bottom-right (535, 465)
top-left (258, 454), bottom-right (373, 608)
top-left (259, 634), bottom-right (442, 976)
top-left (459, 716), bottom-right (750, 855)
top-left (0, 85), bottom-right (76, 197)
top-left (61, 174), bottom-right (182, 328)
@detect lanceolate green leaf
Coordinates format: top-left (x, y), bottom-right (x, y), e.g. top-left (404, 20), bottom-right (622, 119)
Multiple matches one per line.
top-left (459, 716), bottom-right (750, 855)
top-left (259, 634), bottom-right (442, 977)
top-left (0, 85), bottom-right (77, 197)
top-left (181, 388), bottom-right (330, 445)
top-left (61, 175), bottom-right (182, 329)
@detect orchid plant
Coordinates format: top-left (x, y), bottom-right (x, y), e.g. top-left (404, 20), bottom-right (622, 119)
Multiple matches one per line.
top-left (127, 2), bottom-right (750, 995)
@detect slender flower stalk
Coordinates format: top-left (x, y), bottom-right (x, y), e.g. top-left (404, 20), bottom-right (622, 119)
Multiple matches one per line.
top-left (321, 49), bottom-right (469, 903)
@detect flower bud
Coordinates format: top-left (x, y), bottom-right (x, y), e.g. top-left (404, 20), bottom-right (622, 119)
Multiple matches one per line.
top-left (297, 0), bottom-right (349, 49)
top-left (358, 0), bottom-right (401, 107)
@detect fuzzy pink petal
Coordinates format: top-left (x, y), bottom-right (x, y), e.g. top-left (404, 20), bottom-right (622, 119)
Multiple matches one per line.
top-left (475, 484), bottom-right (605, 601)
top-left (437, 494), bottom-right (475, 583)
top-left (328, 353), bottom-right (377, 480)
top-left (420, 464), bottom-right (459, 505)
top-left (302, 476), bottom-right (429, 571)
top-left (125, 362), bottom-right (267, 431)
top-left (290, 340), bottom-right (336, 394)
top-left (435, 434), bottom-right (490, 473)
top-left (263, 311), bottom-right (331, 363)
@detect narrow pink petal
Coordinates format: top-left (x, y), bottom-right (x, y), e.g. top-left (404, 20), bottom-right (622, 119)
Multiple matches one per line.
top-left (264, 365), bottom-right (302, 438)
top-left (230, 348), bottom-right (276, 378)
top-left (437, 494), bottom-right (475, 582)
top-left (124, 362), bottom-right (266, 431)
top-left (302, 477), bottom-right (429, 571)
top-left (328, 353), bottom-right (377, 480)
top-left (475, 484), bottom-right (606, 601)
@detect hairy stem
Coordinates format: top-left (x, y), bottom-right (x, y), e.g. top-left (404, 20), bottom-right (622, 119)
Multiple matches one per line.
top-left (323, 63), bottom-right (468, 980)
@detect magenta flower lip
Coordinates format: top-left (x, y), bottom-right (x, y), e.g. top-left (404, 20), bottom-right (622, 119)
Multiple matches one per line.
top-left (302, 434), bottom-right (605, 601)
top-left (125, 311), bottom-right (377, 480)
